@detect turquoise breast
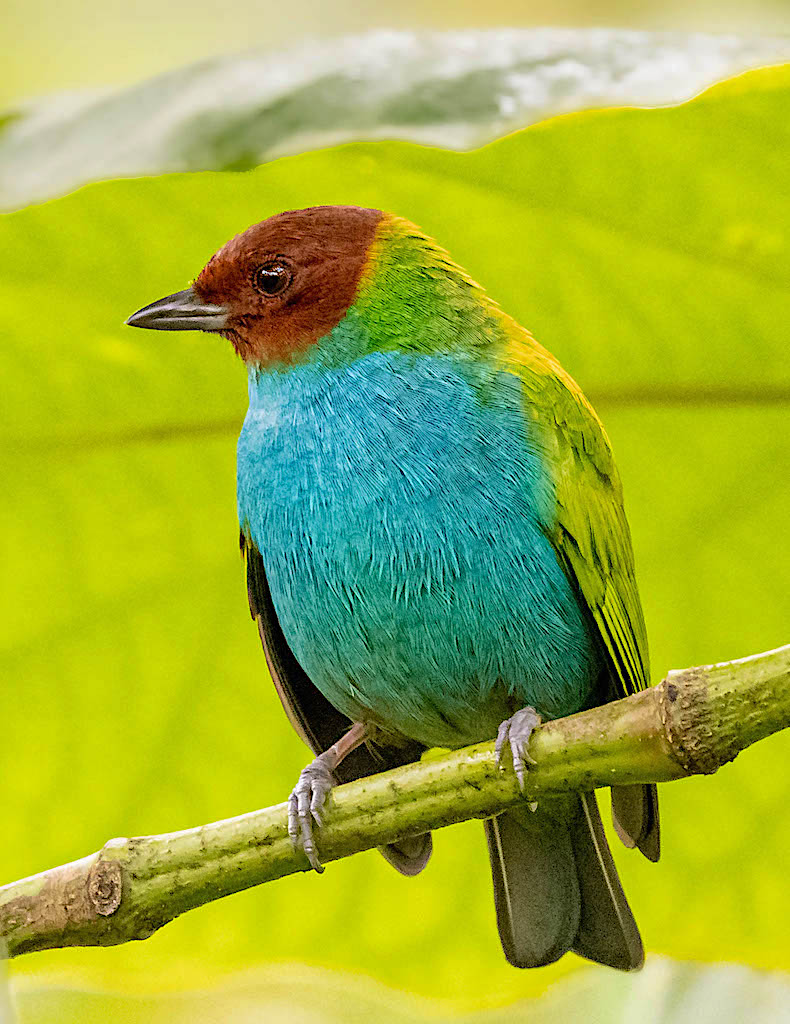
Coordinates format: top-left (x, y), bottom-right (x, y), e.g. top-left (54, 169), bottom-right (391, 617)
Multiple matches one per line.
top-left (237, 350), bottom-right (600, 749)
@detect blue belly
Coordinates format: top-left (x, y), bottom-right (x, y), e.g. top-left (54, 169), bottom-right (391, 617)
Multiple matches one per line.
top-left (237, 351), bottom-right (599, 749)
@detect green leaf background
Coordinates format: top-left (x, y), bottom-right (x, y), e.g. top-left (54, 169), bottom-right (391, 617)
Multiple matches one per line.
top-left (1, 59), bottom-right (789, 1020)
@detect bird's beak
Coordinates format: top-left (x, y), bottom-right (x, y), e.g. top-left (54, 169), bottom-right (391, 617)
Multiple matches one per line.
top-left (125, 287), bottom-right (230, 332)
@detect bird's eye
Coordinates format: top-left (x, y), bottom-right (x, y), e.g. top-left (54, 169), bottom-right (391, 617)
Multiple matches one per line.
top-left (253, 260), bottom-right (292, 297)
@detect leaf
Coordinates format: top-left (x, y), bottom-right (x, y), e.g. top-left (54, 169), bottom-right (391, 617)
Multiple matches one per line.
top-left (2, 29), bottom-right (790, 210)
top-left (1, 64), bottom-right (789, 1007)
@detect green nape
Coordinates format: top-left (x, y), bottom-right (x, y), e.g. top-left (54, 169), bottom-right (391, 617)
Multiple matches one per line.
top-left (318, 214), bottom-right (511, 365)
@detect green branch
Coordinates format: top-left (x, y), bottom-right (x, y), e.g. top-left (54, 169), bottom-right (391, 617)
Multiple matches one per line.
top-left (2, 644), bottom-right (788, 959)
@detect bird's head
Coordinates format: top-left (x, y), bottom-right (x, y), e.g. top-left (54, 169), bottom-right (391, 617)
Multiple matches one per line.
top-left (127, 205), bottom-right (499, 368)
top-left (126, 206), bottom-right (385, 365)
top-left (126, 203), bottom-right (383, 364)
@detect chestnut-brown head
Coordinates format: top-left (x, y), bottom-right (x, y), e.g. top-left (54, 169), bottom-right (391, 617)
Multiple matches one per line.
top-left (126, 206), bottom-right (383, 364)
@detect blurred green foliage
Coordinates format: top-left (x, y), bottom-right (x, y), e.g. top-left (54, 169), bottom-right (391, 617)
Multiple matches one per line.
top-left (11, 960), bottom-right (790, 1024)
top-left (1, 61), bottom-right (789, 1018)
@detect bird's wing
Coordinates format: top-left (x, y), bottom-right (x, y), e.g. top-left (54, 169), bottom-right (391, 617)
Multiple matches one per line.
top-left (241, 531), bottom-right (433, 875)
top-left (510, 338), bottom-right (650, 697)
top-left (240, 531), bottom-right (427, 784)
top-left (547, 393), bottom-right (649, 697)
top-left (509, 336), bottom-right (659, 860)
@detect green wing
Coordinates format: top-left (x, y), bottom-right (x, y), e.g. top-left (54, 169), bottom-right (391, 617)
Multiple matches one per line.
top-left (548, 388), bottom-right (649, 696)
top-left (508, 332), bottom-right (659, 861)
top-left (513, 345), bottom-right (650, 697)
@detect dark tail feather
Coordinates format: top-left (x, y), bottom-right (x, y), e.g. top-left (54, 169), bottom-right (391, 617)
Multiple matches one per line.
top-left (484, 804), bottom-right (580, 968)
top-left (379, 833), bottom-right (433, 876)
top-left (485, 794), bottom-right (643, 971)
top-left (611, 784), bottom-right (661, 863)
top-left (571, 793), bottom-right (644, 970)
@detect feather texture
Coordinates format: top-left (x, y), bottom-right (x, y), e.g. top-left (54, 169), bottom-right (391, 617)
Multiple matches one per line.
top-left (242, 534), bottom-right (432, 873)
top-left (238, 350), bottom-right (602, 749)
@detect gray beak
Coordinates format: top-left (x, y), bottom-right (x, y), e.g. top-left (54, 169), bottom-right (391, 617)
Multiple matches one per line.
top-left (126, 287), bottom-right (230, 332)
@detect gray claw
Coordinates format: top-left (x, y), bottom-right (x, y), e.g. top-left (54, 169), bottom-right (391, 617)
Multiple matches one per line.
top-left (288, 757), bottom-right (334, 873)
top-left (495, 707), bottom-right (542, 793)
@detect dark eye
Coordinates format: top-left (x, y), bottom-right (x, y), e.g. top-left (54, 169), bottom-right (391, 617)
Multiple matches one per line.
top-left (253, 260), bottom-right (292, 297)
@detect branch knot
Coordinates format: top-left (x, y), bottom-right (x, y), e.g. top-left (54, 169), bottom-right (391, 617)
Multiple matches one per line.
top-left (659, 669), bottom-right (726, 776)
top-left (87, 858), bottom-right (122, 917)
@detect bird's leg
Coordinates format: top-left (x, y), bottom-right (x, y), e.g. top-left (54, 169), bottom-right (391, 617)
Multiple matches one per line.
top-left (288, 721), bottom-right (369, 873)
top-left (495, 706), bottom-right (542, 793)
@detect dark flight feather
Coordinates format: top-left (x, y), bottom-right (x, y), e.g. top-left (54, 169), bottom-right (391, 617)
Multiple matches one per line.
top-left (242, 532), bottom-right (432, 874)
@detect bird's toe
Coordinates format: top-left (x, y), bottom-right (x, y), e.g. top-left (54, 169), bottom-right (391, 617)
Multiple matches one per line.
top-left (287, 757), bottom-right (335, 873)
top-left (496, 706), bottom-right (542, 793)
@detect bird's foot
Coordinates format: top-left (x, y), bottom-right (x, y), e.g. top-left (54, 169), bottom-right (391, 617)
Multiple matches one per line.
top-left (495, 706), bottom-right (542, 793)
top-left (288, 753), bottom-right (335, 873)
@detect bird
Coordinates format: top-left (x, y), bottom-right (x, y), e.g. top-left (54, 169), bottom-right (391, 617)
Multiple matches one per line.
top-left (127, 205), bottom-right (659, 971)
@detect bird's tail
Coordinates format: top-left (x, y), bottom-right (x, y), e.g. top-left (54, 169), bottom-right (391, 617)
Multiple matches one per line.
top-left (484, 792), bottom-right (643, 970)
top-left (378, 833), bottom-right (433, 875)
top-left (611, 783), bottom-right (661, 863)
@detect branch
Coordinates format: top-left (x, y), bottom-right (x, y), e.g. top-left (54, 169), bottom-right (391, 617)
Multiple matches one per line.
top-left (2, 644), bottom-right (788, 959)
